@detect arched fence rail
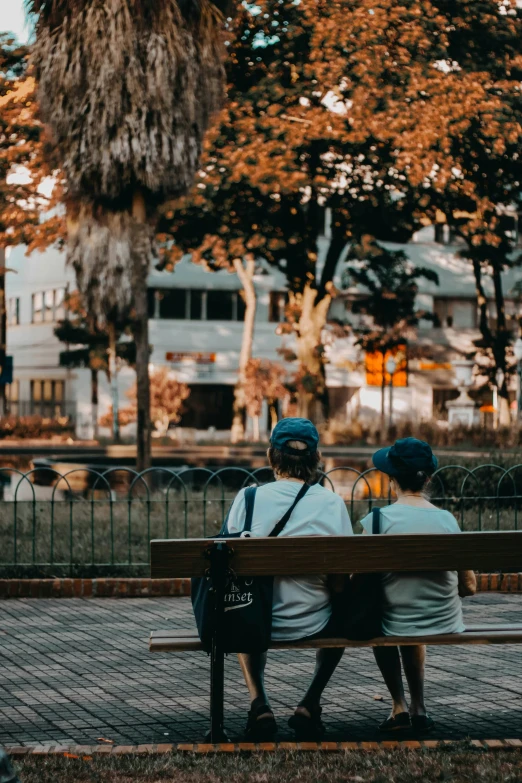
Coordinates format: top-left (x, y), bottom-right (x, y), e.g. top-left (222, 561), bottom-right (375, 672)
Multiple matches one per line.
top-left (0, 463), bottom-right (521, 577)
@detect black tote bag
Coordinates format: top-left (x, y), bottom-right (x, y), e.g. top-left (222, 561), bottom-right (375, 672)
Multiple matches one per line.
top-left (191, 482), bottom-right (310, 654)
top-left (342, 507), bottom-right (383, 640)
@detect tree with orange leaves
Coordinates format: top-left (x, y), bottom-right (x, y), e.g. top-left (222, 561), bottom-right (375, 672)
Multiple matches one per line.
top-left (160, 0), bottom-right (522, 424)
top-left (243, 358), bottom-right (288, 439)
top-left (0, 33), bottom-right (64, 413)
top-left (100, 367), bottom-right (190, 438)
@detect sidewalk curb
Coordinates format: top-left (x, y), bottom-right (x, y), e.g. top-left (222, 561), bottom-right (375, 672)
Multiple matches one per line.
top-left (1, 574), bottom-right (521, 598)
top-left (5, 739), bottom-right (522, 756)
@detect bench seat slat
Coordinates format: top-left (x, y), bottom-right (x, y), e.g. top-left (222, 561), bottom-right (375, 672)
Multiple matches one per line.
top-left (149, 626), bottom-right (522, 652)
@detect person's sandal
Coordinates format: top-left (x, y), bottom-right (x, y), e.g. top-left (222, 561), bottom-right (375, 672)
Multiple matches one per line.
top-left (244, 703), bottom-right (277, 741)
top-left (411, 714), bottom-right (435, 733)
top-left (378, 712), bottom-right (412, 732)
top-left (288, 704), bottom-right (325, 741)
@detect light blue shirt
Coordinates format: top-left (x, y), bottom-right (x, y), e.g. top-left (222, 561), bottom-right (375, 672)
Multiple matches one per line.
top-left (360, 504), bottom-right (465, 637)
top-left (228, 481), bottom-right (352, 641)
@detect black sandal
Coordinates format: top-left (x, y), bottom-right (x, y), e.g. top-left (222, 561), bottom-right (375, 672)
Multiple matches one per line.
top-left (288, 704), bottom-right (325, 741)
top-left (411, 714), bottom-right (434, 733)
top-left (379, 711), bottom-right (412, 732)
top-left (244, 702), bottom-right (277, 741)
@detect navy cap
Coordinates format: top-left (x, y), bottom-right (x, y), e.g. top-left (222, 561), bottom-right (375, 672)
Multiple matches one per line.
top-left (270, 417), bottom-right (319, 455)
top-left (372, 437), bottom-right (438, 477)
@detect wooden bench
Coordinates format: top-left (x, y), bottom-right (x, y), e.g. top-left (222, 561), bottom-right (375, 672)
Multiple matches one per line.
top-left (150, 531), bottom-right (522, 741)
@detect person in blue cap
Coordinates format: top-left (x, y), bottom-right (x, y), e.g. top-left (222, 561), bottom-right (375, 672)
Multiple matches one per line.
top-left (226, 417), bottom-right (352, 741)
top-left (361, 438), bottom-right (476, 734)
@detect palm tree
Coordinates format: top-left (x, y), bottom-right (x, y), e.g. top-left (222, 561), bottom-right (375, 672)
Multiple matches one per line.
top-left (27, 0), bottom-right (229, 469)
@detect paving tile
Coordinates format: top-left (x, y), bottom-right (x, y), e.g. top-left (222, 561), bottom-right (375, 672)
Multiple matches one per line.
top-left (0, 595), bottom-right (521, 745)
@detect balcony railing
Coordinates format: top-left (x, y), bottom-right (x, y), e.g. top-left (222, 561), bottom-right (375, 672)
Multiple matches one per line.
top-left (5, 400), bottom-right (77, 421)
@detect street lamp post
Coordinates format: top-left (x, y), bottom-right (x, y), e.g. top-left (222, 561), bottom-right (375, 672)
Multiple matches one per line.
top-left (385, 355), bottom-right (397, 431)
top-left (513, 338), bottom-right (522, 423)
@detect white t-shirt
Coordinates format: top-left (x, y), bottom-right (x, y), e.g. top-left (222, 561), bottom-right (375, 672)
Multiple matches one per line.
top-left (227, 480), bottom-right (352, 641)
top-left (361, 504), bottom-right (465, 636)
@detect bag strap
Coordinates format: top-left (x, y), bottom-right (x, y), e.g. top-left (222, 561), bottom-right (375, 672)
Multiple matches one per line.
top-left (243, 486), bottom-right (258, 533)
top-left (372, 507), bottom-right (381, 535)
top-left (269, 482), bottom-right (311, 538)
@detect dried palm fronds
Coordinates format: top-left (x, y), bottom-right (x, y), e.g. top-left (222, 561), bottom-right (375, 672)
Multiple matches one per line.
top-left (28, 0), bottom-right (226, 204)
top-left (67, 203), bottom-right (155, 322)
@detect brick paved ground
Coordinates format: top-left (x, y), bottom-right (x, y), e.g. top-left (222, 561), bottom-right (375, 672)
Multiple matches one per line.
top-left (0, 594), bottom-right (521, 746)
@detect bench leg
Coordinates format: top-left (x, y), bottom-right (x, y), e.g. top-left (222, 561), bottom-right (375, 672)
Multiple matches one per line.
top-left (209, 636), bottom-right (228, 743)
top-left (206, 542), bottom-right (230, 743)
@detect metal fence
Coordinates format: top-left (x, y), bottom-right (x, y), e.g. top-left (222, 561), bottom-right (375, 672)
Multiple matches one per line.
top-left (1, 463), bottom-right (522, 577)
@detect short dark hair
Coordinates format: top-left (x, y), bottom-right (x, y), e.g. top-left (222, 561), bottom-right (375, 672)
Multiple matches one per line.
top-left (394, 470), bottom-right (432, 493)
top-left (268, 446), bottom-right (321, 484)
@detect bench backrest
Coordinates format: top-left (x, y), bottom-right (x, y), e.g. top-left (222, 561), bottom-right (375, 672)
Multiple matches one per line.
top-left (150, 531), bottom-right (522, 578)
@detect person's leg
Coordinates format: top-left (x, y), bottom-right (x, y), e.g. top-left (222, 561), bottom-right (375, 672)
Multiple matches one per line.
top-left (237, 652), bottom-right (277, 738)
top-left (373, 646), bottom-right (409, 717)
top-left (238, 652), bottom-right (270, 707)
top-left (295, 648), bottom-right (344, 718)
top-left (400, 645), bottom-right (427, 717)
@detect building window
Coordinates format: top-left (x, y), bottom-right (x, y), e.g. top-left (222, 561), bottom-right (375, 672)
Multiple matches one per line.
top-left (178, 384), bottom-right (234, 430)
top-left (269, 291), bottom-right (288, 322)
top-left (30, 380), bottom-right (66, 416)
top-left (190, 290), bottom-right (204, 320)
top-left (433, 297), bottom-right (477, 329)
top-left (158, 288), bottom-right (188, 319)
top-left (207, 290), bottom-right (235, 321)
top-left (148, 288), bottom-right (245, 321)
top-left (32, 292), bottom-right (43, 323)
top-left (7, 297), bottom-right (20, 325)
top-left (5, 380), bottom-right (19, 415)
top-left (433, 387), bottom-right (460, 419)
top-left (32, 288), bottom-right (68, 324)
top-left (55, 288), bottom-right (66, 321)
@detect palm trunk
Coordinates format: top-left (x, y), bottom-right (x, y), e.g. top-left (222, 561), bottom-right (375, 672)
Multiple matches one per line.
top-left (107, 322), bottom-right (120, 443)
top-left (91, 367), bottom-right (99, 440)
top-left (132, 191), bottom-right (152, 471)
top-left (231, 255), bottom-right (256, 443)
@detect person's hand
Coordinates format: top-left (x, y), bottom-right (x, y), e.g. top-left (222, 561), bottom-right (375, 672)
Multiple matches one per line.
top-left (458, 570), bottom-right (477, 597)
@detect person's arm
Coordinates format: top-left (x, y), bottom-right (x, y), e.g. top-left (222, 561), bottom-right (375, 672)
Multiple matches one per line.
top-left (223, 488), bottom-right (247, 534)
top-left (444, 512), bottom-right (477, 598)
top-left (458, 570), bottom-right (477, 597)
top-left (327, 499), bottom-right (354, 594)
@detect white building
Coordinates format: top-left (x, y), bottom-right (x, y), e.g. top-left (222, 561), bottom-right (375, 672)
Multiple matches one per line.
top-left (5, 224), bottom-right (522, 438)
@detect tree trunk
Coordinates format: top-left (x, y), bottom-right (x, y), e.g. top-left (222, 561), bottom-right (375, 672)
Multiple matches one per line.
top-left (107, 322), bottom-right (120, 443)
top-left (132, 191), bottom-right (152, 472)
top-left (268, 400), bottom-right (279, 431)
top-left (381, 351), bottom-right (386, 434)
top-left (0, 247), bottom-right (6, 417)
top-left (295, 283), bottom-right (331, 424)
top-left (91, 367), bottom-right (99, 441)
top-left (492, 261), bottom-right (511, 427)
top-left (231, 255), bottom-right (256, 443)
top-left (253, 415), bottom-right (260, 442)
top-left (472, 256), bottom-right (511, 427)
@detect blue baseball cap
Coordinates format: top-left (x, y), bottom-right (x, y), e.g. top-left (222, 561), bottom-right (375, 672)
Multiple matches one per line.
top-left (270, 417), bottom-right (320, 455)
top-left (373, 437), bottom-right (438, 477)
